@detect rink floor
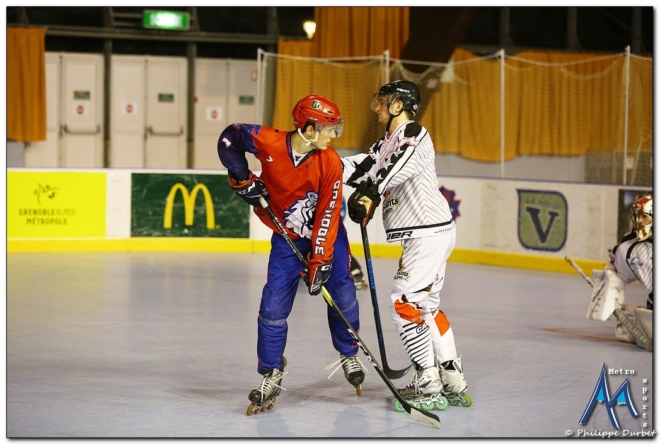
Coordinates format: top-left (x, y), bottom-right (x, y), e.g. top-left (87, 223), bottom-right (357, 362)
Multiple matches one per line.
top-left (6, 251), bottom-right (654, 439)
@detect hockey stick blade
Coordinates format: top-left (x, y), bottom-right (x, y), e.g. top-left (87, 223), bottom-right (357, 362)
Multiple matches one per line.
top-left (259, 197), bottom-right (441, 429)
top-left (361, 224), bottom-right (411, 380)
top-left (565, 255), bottom-right (652, 351)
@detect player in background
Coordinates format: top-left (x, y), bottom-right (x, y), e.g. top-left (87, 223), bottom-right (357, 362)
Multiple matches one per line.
top-left (341, 80), bottom-right (471, 410)
top-left (217, 95), bottom-right (366, 415)
top-left (586, 195), bottom-right (652, 349)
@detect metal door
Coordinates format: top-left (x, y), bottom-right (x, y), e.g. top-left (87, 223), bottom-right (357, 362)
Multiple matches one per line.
top-left (145, 56), bottom-right (187, 169)
top-left (194, 58), bottom-right (227, 169)
top-left (110, 55), bottom-right (146, 167)
top-left (61, 53), bottom-right (104, 167)
top-left (24, 52), bottom-right (61, 167)
top-left (228, 60), bottom-right (260, 171)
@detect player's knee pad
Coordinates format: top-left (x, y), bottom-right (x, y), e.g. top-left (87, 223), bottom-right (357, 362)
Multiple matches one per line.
top-left (392, 297), bottom-right (424, 325)
top-left (424, 309), bottom-right (451, 336)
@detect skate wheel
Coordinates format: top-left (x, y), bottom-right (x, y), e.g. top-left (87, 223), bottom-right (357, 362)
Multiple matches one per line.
top-left (393, 400), bottom-right (406, 413)
top-left (355, 385), bottom-right (362, 396)
top-left (435, 396), bottom-right (448, 411)
top-left (459, 393), bottom-right (472, 407)
top-left (448, 397), bottom-right (459, 406)
top-left (421, 400), bottom-right (434, 411)
top-left (247, 403), bottom-right (256, 416)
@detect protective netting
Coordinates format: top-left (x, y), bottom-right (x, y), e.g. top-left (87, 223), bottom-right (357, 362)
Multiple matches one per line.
top-left (258, 49), bottom-right (652, 185)
top-left (259, 52), bottom-right (387, 150)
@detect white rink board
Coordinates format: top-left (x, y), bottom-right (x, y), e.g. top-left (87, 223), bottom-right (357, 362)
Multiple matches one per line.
top-left (8, 167), bottom-right (650, 262)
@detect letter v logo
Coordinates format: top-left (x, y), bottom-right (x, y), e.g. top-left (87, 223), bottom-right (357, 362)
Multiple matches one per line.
top-left (525, 207), bottom-right (559, 243)
top-left (517, 190), bottom-right (567, 251)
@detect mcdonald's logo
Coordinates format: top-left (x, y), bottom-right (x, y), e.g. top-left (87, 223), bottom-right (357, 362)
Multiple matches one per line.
top-left (163, 183), bottom-right (216, 229)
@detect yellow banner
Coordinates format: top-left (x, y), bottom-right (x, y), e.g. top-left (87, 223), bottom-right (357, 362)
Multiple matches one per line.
top-left (8, 171), bottom-right (106, 238)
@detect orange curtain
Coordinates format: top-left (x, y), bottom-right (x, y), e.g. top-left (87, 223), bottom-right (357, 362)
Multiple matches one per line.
top-left (7, 27), bottom-right (47, 143)
top-left (278, 7), bottom-right (409, 58)
top-left (313, 7), bottom-right (409, 58)
top-left (277, 39), bottom-right (314, 57)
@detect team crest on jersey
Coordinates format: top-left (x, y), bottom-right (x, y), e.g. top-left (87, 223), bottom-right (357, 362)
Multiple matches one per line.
top-left (630, 256), bottom-right (642, 270)
top-left (383, 195), bottom-right (399, 220)
top-left (311, 100), bottom-right (323, 110)
top-left (284, 191), bottom-right (318, 239)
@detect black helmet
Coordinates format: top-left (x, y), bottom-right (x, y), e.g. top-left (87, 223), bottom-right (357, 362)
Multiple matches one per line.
top-left (376, 80), bottom-right (421, 117)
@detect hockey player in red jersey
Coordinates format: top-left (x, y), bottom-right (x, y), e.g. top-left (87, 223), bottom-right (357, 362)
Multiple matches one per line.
top-left (217, 95), bottom-right (366, 415)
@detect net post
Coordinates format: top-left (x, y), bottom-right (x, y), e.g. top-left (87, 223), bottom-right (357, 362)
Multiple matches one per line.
top-left (499, 48), bottom-right (506, 178)
top-left (623, 45), bottom-right (631, 185)
top-left (256, 48), bottom-right (264, 126)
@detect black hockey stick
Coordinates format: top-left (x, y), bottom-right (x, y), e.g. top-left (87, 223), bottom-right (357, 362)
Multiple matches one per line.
top-left (564, 255), bottom-right (652, 351)
top-left (360, 224), bottom-right (412, 380)
top-left (259, 197), bottom-right (441, 429)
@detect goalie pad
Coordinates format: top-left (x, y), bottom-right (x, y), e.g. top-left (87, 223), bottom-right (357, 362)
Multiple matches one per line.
top-left (586, 269), bottom-right (625, 321)
top-left (614, 305), bottom-right (653, 351)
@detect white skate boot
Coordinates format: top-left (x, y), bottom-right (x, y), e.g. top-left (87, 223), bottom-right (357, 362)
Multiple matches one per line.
top-left (247, 357), bottom-right (287, 416)
top-left (439, 356), bottom-right (472, 407)
top-left (325, 354), bottom-right (367, 395)
top-left (395, 364), bottom-right (448, 412)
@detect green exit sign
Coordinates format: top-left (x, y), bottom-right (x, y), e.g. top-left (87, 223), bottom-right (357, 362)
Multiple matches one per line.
top-left (143, 10), bottom-right (190, 31)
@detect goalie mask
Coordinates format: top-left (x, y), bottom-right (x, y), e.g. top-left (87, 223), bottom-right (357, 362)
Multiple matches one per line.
top-left (631, 195), bottom-right (652, 241)
top-left (292, 95), bottom-right (344, 146)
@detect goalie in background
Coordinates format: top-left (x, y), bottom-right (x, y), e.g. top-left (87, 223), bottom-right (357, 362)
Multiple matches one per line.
top-left (586, 195), bottom-right (653, 349)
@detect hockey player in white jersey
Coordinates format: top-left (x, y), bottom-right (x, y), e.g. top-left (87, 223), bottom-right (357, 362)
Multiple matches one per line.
top-left (586, 195), bottom-right (653, 350)
top-left (342, 80), bottom-right (471, 410)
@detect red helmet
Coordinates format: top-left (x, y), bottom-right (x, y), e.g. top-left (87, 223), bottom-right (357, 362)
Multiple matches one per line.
top-left (292, 95), bottom-right (344, 137)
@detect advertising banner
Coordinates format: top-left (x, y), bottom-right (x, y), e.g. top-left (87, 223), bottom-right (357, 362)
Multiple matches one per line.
top-left (131, 173), bottom-right (249, 238)
top-left (8, 171), bottom-right (106, 238)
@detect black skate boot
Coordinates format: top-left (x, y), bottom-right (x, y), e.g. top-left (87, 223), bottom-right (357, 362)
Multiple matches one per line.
top-left (325, 354), bottom-right (367, 396)
top-left (247, 357), bottom-right (287, 416)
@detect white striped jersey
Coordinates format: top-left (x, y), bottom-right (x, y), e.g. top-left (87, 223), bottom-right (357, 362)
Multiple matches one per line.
top-left (341, 120), bottom-right (453, 243)
top-left (610, 232), bottom-right (653, 293)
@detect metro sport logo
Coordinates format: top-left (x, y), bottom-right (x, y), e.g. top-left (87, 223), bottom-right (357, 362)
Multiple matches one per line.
top-left (579, 364), bottom-right (638, 429)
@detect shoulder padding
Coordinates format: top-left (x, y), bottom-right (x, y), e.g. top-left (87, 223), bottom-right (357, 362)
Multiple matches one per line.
top-left (404, 122), bottom-right (423, 138)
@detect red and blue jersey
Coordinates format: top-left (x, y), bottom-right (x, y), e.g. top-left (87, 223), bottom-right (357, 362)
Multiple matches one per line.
top-left (217, 123), bottom-right (343, 263)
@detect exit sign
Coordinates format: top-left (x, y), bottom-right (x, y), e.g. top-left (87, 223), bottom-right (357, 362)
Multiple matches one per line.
top-left (143, 10), bottom-right (190, 31)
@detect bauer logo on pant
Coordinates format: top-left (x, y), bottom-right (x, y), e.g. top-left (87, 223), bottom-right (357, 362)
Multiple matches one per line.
top-left (516, 189), bottom-right (567, 251)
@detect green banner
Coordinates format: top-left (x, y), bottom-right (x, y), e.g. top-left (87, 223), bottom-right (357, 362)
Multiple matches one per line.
top-left (131, 173), bottom-right (248, 238)
top-left (517, 189), bottom-right (567, 251)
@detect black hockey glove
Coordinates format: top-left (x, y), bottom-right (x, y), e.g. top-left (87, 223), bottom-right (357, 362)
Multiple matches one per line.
top-left (348, 181), bottom-right (381, 226)
top-left (227, 171), bottom-right (269, 207)
top-left (303, 254), bottom-right (333, 296)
